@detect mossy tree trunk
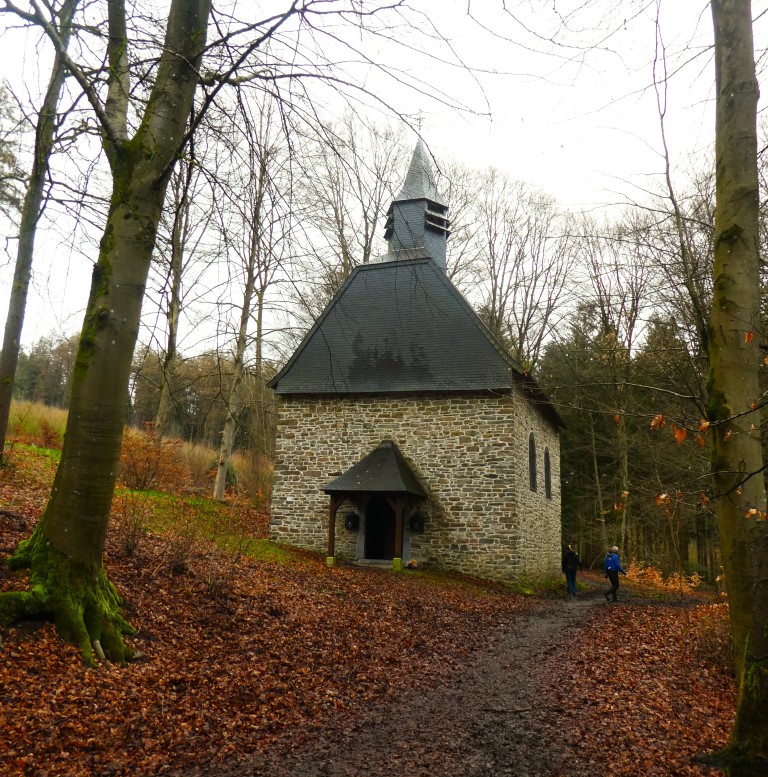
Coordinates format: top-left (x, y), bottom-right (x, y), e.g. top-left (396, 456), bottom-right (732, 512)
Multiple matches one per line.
top-left (708, 1), bottom-right (768, 772)
top-left (0, 0), bottom-right (79, 458)
top-left (0, 0), bottom-right (212, 664)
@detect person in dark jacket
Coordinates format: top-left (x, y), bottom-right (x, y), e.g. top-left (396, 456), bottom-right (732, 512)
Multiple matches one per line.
top-left (603, 545), bottom-right (627, 601)
top-left (561, 544), bottom-right (582, 596)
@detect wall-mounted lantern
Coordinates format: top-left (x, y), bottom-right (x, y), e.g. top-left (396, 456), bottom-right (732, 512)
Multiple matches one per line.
top-left (409, 512), bottom-right (426, 533)
top-left (344, 511), bottom-right (360, 531)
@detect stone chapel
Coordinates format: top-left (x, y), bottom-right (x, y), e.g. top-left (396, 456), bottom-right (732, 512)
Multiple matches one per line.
top-left (268, 140), bottom-right (563, 579)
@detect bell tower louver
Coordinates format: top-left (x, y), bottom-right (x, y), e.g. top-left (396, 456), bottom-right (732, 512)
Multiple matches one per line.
top-left (383, 139), bottom-right (450, 270)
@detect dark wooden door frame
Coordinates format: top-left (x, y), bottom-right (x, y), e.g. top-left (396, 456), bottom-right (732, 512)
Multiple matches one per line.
top-left (326, 491), bottom-right (415, 570)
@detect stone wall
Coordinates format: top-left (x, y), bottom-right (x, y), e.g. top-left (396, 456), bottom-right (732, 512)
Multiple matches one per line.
top-left (269, 386), bottom-right (561, 579)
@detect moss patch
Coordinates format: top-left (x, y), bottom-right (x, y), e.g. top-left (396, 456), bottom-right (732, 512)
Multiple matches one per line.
top-left (1, 525), bottom-right (134, 666)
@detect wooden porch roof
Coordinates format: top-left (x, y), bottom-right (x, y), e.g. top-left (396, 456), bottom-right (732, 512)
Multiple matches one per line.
top-left (322, 440), bottom-right (427, 498)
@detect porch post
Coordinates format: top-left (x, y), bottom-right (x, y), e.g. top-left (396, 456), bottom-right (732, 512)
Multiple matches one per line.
top-left (393, 496), bottom-right (405, 572)
top-left (327, 496), bottom-right (341, 566)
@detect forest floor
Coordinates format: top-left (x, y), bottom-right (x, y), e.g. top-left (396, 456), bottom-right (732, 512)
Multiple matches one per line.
top-left (1, 444), bottom-right (735, 776)
top-left (210, 586), bottom-right (734, 777)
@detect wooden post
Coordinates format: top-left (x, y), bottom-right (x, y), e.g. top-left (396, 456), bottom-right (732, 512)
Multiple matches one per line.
top-left (393, 496), bottom-right (405, 571)
top-left (327, 496), bottom-right (340, 565)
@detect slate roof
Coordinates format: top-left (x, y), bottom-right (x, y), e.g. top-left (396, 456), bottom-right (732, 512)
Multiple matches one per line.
top-left (395, 139), bottom-right (445, 205)
top-left (323, 440), bottom-right (427, 497)
top-left (269, 256), bottom-right (520, 394)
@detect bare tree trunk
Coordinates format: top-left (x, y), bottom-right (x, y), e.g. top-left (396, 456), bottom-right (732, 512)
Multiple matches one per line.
top-left (211, 95), bottom-right (287, 500)
top-left (0, 0), bottom-right (213, 665)
top-left (154, 335), bottom-right (179, 439)
top-left (590, 417), bottom-right (609, 551)
top-left (707, 1), bottom-right (768, 770)
top-left (617, 410), bottom-right (630, 552)
top-left (212, 297), bottom-right (252, 501)
top-left (0, 0), bottom-right (79, 457)
top-left (154, 167), bottom-right (187, 439)
top-left (212, 147), bottom-right (264, 501)
top-left (251, 287), bottom-right (273, 457)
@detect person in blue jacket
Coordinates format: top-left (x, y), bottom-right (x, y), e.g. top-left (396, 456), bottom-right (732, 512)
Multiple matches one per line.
top-left (603, 545), bottom-right (627, 601)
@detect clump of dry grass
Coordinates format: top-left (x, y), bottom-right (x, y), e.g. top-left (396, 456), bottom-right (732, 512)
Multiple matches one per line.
top-left (177, 441), bottom-right (215, 492)
top-left (7, 400), bottom-right (67, 448)
top-left (5, 401), bottom-right (274, 509)
top-left (230, 449), bottom-right (273, 506)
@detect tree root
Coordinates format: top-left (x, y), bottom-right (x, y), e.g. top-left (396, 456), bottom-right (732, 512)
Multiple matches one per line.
top-left (695, 747), bottom-right (768, 777)
top-left (0, 527), bottom-right (135, 666)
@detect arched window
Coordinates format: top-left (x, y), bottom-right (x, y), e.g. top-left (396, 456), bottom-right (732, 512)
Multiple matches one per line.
top-left (528, 433), bottom-right (537, 492)
top-left (544, 447), bottom-right (552, 499)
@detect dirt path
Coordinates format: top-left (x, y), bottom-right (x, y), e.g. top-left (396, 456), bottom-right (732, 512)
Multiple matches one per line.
top-left (211, 593), bottom-right (601, 777)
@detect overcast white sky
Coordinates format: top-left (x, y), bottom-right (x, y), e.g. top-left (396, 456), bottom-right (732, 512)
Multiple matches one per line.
top-left (417, 0), bottom-right (722, 208)
top-left (0, 0), bottom-right (764, 348)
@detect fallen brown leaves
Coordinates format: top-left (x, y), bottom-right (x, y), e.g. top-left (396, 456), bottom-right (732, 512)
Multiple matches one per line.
top-left (547, 577), bottom-right (735, 776)
top-left (1, 447), bottom-right (531, 775)
top-left (1, 447), bottom-right (736, 776)
top-left (2, 547), bottom-right (532, 775)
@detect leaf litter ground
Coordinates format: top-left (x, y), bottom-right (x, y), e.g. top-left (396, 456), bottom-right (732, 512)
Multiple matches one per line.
top-left (1, 447), bottom-right (735, 775)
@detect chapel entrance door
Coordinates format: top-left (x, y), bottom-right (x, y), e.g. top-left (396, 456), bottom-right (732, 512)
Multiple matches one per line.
top-left (364, 495), bottom-right (395, 560)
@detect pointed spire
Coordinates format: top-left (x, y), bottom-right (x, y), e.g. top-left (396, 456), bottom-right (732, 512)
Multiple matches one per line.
top-left (383, 137), bottom-right (450, 271)
top-left (395, 139), bottom-right (444, 205)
